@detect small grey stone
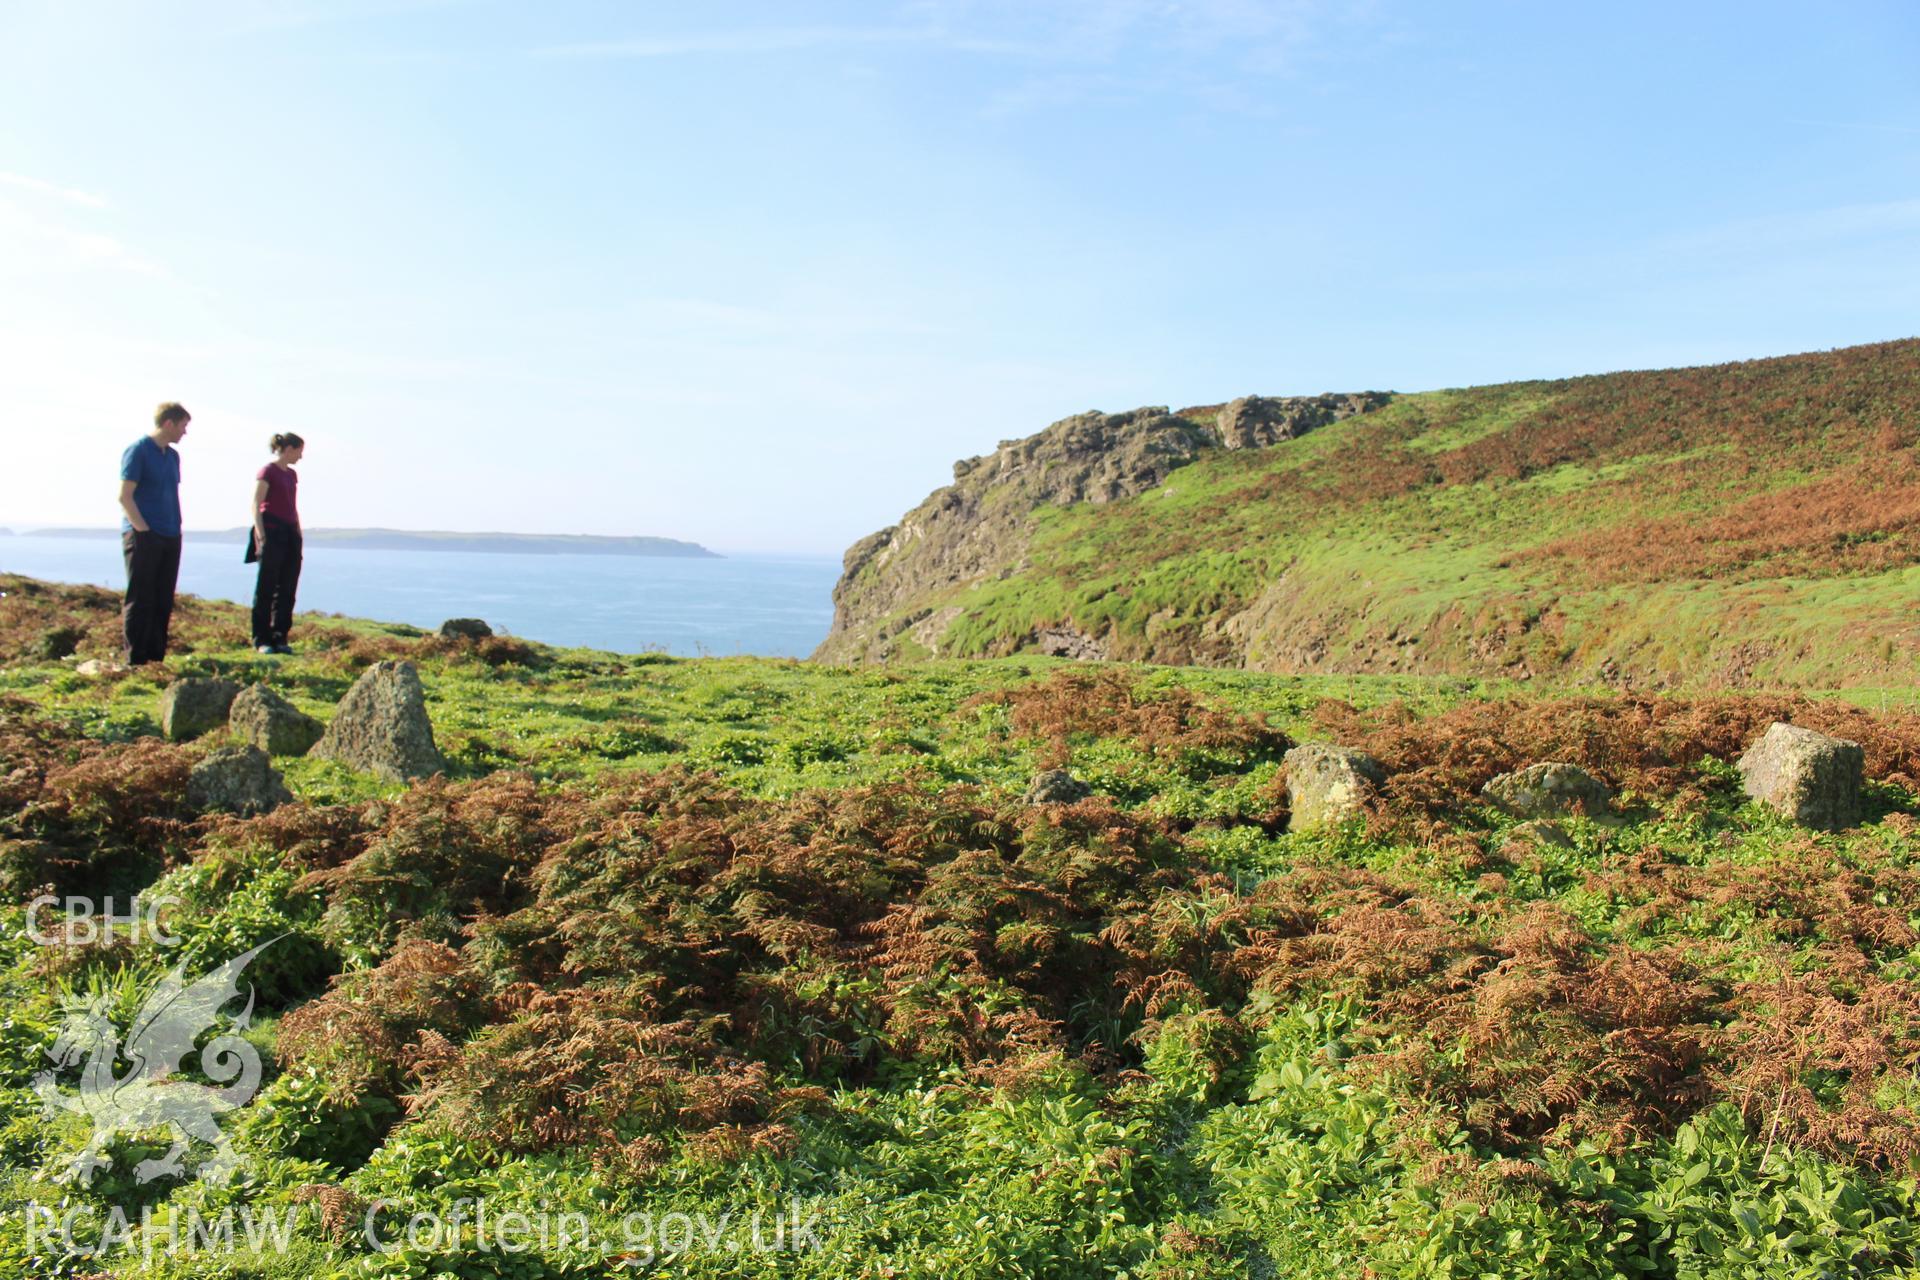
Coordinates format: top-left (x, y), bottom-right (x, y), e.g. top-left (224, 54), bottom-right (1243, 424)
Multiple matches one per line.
top-left (1023, 769), bottom-right (1092, 805)
top-left (1482, 762), bottom-right (1612, 819)
top-left (438, 618), bottom-right (494, 640)
top-left (229, 684), bottom-right (324, 757)
top-left (1283, 743), bottom-right (1386, 831)
top-left (159, 678), bottom-right (241, 742)
top-left (187, 744), bottom-right (291, 815)
top-left (1737, 722), bottom-right (1864, 831)
top-left (313, 660), bottom-right (445, 782)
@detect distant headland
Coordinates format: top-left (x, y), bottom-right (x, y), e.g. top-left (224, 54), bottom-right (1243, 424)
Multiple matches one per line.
top-left (20, 527), bottom-right (720, 558)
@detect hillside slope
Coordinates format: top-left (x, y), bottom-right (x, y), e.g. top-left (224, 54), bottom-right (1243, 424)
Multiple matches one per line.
top-left (817, 340), bottom-right (1920, 690)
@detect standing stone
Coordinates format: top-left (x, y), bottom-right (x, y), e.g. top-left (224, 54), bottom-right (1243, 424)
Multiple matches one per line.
top-left (1284, 743), bottom-right (1386, 831)
top-left (1482, 762), bottom-right (1612, 819)
top-left (229, 684), bottom-right (324, 757)
top-left (1737, 722), bottom-right (1864, 831)
top-left (438, 618), bottom-right (494, 640)
top-left (1022, 769), bottom-right (1092, 805)
top-left (313, 660), bottom-right (445, 781)
top-left (159, 678), bottom-right (241, 742)
top-left (187, 745), bottom-right (292, 815)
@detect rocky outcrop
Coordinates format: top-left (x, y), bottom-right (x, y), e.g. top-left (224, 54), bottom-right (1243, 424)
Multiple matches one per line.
top-left (1030, 626), bottom-right (1109, 661)
top-left (187, 745), bottom-right (291, 815)
top-left (313, 661), bottom-right (445, 782)
top-left (1482, 763), bottom-right (1612, 819)
top-left (1283, 743), bottom-right (1386, 831)
top-left (814, 392), bottom-right (1389, 663)
top-left (229, 684), bottom-right (324, 757)
top-left (1738, 722), bottom-right (1863, 830)
top-left (1022, 769), bottom-right (1093, 805)
top-left (1213, 394), bottom-right (1382, 449)
top-left (439, 618), bottom-right (494, 640)
top-left (159, 678), bottom-right (241, 742)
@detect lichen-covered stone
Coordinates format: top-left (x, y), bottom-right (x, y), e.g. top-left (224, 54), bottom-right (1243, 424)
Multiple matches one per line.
top-left (1283, 743), bottom-right (1386, 831)
top-left (438, 617), bottom-right (494, 640)
top-left (1482, 762), bottom-right (1611, 818)
top-left (159, 678), bottom-right (241, 742)
top-left (1022, 769), bottom-right (1092, 805)
top-left (1737, 722), bottom-right (1864, 831)
top-left (229, 684), bottom-right (324, 757)
top-left (313, 660), bottom-right (445, 782)
top-left (187, 745), bottom-right (291, 815)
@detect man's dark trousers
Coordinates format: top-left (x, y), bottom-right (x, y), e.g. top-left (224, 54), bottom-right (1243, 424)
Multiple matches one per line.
top-left (250, 518), bottom-right (303, 647)
top-left (122, 530), bottom-right (182, 664)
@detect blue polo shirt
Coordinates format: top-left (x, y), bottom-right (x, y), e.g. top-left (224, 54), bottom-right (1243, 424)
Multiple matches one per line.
top-left (120, 437), bottom-right (183, 537)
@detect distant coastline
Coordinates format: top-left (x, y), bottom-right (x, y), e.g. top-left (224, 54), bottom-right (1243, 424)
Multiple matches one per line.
top-left (17, 527), bottom-right (719, 558)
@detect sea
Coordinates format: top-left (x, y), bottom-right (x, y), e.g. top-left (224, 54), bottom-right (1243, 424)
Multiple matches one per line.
top-left (0, 534), bottom-right (841, 658)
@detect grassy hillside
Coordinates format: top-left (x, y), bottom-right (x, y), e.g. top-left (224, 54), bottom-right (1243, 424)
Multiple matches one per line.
top-left (827, 340), bottom-right (1920, 691)
top-left (5, 579), bottom-right (1920, 1276)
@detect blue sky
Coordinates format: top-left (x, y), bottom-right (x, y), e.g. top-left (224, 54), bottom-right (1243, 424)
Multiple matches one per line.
top-left (1, 1), bottom-right (1915, 555)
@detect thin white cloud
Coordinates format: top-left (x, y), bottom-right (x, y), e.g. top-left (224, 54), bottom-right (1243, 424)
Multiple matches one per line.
top-left (533, 26), bottom-right (947, 59)
top-left (218, 0), bottom-right (473, 33)
top-left (0, 198), bottom-right (166, 279)
top-left (0, 170), bottom-right (108, 208)
top-left (1405, 197), bottom-right (1920, 296)
top-left (531, 3), bottom-right (1359, 63)
top-left (1638, 198), bottom-right (1920, 265)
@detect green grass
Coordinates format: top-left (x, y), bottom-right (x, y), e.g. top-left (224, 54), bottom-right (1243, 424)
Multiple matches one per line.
top-left (5, 582), bottom-right (1920, 1277)
top-left (839, 340), bottom-right (1920, 689)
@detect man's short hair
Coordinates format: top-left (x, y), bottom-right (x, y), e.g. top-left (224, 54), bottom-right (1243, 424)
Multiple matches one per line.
top-left (155, 402), bottom-right (191, 428)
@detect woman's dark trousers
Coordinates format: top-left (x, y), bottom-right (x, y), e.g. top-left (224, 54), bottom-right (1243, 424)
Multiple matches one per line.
top-left (251, 520), bottom-right (303, 647)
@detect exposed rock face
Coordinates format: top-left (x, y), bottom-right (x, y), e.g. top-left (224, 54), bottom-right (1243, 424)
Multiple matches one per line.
top-left (1022, 769), bottom-right (1093, 805)
top-left (314, 660), bottom-right (445, 781)
top-left (814, 392), bottom-right (1389, 663)
top-left (1737, 722), bottom-right (1864, 830)
top-left (1030, 626), bottom-right (1109, 661)
top-left (439, 618), bottom-right (494, 640)
top-left (159, 678), bottom-right (241, 742)
top-left (187, 745), bottom-right (291, 815)
top-left (229, 684), bottom-right (324, 757)
top-left (1482, 763), bottom-right (1612, 818)
top-left (1214, 393), bottom-right (1383, 450)
top-left (1283, 743), bottom-right (1386, 831)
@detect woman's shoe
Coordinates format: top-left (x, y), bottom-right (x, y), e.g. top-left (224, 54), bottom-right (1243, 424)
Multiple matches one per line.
top-left (271, 644), bottom-right (295, 655)
top-left (256, 645), bottom-right (278, 655)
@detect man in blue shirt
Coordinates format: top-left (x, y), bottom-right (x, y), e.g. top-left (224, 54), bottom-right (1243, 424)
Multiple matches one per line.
top-left (117, 402), bottom-right (191, 664)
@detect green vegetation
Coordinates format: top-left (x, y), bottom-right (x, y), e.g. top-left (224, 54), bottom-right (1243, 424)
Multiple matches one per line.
top-left (841, 340), bottom-right (1920, 689)
top-left (3, 578), bottom-right (1920, 1277)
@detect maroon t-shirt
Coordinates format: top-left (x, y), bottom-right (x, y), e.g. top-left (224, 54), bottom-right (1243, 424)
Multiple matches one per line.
top-left (257, 464), bottom-right (299, 525)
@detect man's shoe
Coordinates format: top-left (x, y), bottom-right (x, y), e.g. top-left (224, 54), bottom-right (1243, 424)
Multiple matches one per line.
top-left (257, 645), bottom-right (278, 655)
top-left (271, 644), bottom-right (295, 655)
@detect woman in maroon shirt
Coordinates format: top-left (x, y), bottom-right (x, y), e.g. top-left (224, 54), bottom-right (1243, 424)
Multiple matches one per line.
top-left (247, 433), bottom-right (304, 653)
